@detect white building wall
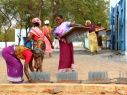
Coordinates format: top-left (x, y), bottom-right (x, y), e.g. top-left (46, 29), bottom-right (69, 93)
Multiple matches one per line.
top-left (15, 29), bottom-right (28, 45)
top-left (0, 42), bottom-right (15, 49)
top-left (0, 29), bottom-right (28, 49)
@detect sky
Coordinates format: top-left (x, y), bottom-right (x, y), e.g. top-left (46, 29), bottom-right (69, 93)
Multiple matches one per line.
top-left (110, 0), bottom-right (120, 7)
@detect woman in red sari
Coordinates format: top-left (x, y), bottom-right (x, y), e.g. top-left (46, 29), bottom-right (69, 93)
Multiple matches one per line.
top-left (54, 15), bottom-right (75, 72)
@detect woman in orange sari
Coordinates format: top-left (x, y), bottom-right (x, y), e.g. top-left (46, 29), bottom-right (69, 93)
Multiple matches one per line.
top-left (42, 20), bottom-right (53, 57)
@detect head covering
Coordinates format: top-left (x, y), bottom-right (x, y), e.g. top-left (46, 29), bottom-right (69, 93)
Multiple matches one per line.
top-left (44, 20), bottom-right (50, 24)
top-left (85, 20), bottom-right (91, 26)
top-left (32, 17), bottom-right (41, 26)
top-left (97, 22), bottom-right (101, 26)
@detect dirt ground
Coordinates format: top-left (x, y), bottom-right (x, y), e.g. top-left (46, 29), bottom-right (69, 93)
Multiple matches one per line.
top-left (0, 84), bottom-right (127, 95)
top-left (0, 48), bottom-right (127, 95)
top-left (0, 48), bottom-right (127, 83)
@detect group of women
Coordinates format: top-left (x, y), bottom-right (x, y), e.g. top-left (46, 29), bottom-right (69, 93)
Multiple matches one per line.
top-left (2, 17), bottom-right (53, 83)
top-left (2, 15), bottom-right (103, 83)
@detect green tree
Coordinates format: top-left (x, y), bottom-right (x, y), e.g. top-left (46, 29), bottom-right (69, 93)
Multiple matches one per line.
top-left (0, 0), bottom-right (15, 46)
top-left (0, 0), bottom-right (110, 44)
top-left (6, 28), bottom-right (15, 42)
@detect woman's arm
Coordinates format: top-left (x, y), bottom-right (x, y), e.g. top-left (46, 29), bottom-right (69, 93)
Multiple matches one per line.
top-left (55, 35), bottom-right (61, 40)
top-left (24, 62), bottom-right (33, 82)
top-left (56, 35), bottom-right (66, 43)
top-left (70, 21), bottom-right (75, 27)
top-left (29, 60), bottom-right (34, 72)
top-left (24, 33), bottom-right (33, 45)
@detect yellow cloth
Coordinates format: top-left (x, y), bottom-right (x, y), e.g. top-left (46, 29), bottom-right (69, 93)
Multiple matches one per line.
top-left (15, 46), bottom-right (28, 59)
top-left (88, 32), bottom-right (98, 52)
top-left (47, 26), bottom-right (52, 33)
top-left (47, 26), bottom-right (53, 42)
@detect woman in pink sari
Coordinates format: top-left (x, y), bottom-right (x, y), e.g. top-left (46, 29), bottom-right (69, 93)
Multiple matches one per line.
top-left (54, 15), bottom-right (75, 72)
top-left (25, 17), bottom-right (52, 54)
top-left (25, 17), bottom-right (52, 70)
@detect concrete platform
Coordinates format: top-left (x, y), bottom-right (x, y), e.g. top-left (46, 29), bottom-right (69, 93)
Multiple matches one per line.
top-left (57, 71), bottom-right (78, 81)
top-left (30, 72), bottom-right (50, 81)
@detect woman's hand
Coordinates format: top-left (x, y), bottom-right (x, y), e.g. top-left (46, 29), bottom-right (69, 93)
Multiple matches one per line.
top-left (61, 38), bottom-right (66, 43)
top-left (28, 79), bottom-right (36, 83)
top-left (57, 36), bottom-right (61, 40)
top-left (56, 36), bottom-right (66, 43)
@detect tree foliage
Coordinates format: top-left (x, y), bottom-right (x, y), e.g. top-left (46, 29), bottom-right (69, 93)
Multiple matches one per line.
top-left (0, 0), bottom-right (110, 42)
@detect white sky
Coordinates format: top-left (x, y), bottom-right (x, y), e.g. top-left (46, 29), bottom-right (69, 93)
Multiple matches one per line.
top-left (110, 0), bottom-right (120, 7)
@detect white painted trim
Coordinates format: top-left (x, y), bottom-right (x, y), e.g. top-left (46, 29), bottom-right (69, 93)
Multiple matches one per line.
top-left (125, 51), bottom-right (127, 56)
top-left (7, 76), bottom-right (22, 82)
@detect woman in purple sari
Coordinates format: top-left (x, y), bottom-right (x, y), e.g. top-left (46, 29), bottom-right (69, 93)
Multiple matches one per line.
top-left (54, 15), bottom-right (75, 72)
top-left (2, 45), bottom-right (42, 83)
top-left (2, 45), bottom-right (24, 83)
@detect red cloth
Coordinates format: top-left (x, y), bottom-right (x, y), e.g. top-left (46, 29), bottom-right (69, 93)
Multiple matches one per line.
top-left (58, 41), bottom-right (74, 69)
top-left (30, 32), bottom-right (39, 41)
top-left (22, 49), bottom-right (33, 63)
top-left (85, 24), bottom-right (96, 33)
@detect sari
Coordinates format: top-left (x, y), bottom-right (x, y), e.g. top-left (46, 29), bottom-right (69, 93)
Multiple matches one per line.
top-left (42, 25), bottom-right (53, 48)
top-left (85, 24), bottom-right (98, 53)
top-left (30, 27), bottom-right (52, 70)
top-left (54, 21), bottom-right (74, 72)
top-left (95, 26), bottom-right (103, 48)
top-left (88, 32), bottom-right (98, 52)
top-left (30, 27), bottom-right (52, 53)
top-left (2, 45), bottom-right (23, 83)
top-left (2, 45), bottom-right (33, 83)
